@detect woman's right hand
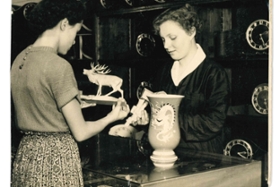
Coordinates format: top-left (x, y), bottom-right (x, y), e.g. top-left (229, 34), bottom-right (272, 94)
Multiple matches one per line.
top-left (63, 97), bottom-right (130, 142)
top-left (108, 98), bottom-right (130, 122)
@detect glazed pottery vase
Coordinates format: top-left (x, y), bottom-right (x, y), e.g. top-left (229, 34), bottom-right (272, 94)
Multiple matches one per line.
top-left (147, 94), bottom-right (184, 168)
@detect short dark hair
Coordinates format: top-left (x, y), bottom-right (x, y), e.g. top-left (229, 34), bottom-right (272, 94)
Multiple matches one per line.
top-left (27, 0), bottom-right (86, 35)
top-left (153, 3), bottom-right (202, 35)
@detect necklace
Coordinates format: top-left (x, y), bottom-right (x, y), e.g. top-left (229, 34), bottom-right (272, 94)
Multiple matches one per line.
top-left (19, 46), bottom-right (32, 69)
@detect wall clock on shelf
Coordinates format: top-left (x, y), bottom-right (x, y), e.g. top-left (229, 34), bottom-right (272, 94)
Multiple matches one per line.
top-left (99, 0), bottom-right (131, 9)
top-left (154, 0), bottom-right (166, 3)
top-left (99, 0), bottom-right (115, 9)
top-left (251, 83), bottom-right (268, 115)
top-left (224, 139), bottom-right (253, 159)
top-left (136, 81), bottom-right (153, 99)
top-left (234, 0), bottom-right (269, 56)
top-left (135, 33), bottom-right (156, 57)
top-left (131, 11), bottom-right (168, 59)
top-left (23, 2), bottom-right (37, 20)
top-left (246, 19), bottom-right (269, 51)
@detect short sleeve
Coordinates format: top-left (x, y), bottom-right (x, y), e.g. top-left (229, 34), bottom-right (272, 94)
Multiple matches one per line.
top-left (48, 60), bottom-right (79, 110)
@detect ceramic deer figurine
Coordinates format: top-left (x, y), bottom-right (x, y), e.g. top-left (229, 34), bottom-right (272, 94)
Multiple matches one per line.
top-left (83, 63), bottom-right (124, 98)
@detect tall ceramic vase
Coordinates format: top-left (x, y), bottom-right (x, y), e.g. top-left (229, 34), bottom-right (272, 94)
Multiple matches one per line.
top-left (147, 94), bottom-right (184, 168)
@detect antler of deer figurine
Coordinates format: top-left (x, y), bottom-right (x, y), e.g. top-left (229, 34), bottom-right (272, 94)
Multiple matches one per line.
top-left (83, 63), bottom-right (124, 98)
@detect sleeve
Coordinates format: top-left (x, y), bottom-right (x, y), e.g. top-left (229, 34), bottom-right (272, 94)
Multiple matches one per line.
top-left (48, 59), bottom-right (79, 110)
top-left (180, 67), bottom-right (230, 142)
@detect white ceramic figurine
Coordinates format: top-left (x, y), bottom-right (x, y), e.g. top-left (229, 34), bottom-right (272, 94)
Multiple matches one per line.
top-left (83, 63), bottom-right (124, 98)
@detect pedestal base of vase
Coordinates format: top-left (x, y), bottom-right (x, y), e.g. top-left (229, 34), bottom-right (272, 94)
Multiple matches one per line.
top-left (150, 150), bottom-right (178, 168)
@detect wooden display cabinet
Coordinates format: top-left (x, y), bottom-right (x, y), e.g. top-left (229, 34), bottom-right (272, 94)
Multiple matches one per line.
top-left (10, 1), bottom-right (270, 186)
top-left (82, 0), bottom-right (269, 186)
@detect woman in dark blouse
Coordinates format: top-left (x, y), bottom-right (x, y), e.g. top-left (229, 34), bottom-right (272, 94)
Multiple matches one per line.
top-left (149, 4), bottom-right (230, 153)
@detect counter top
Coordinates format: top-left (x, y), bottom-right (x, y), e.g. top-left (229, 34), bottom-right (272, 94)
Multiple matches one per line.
top-left (81, 134), bottom-right (262, 187)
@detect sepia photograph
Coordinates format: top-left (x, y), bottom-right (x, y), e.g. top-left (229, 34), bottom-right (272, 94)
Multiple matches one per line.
top-left (6, 0), bottom-right (276, 186)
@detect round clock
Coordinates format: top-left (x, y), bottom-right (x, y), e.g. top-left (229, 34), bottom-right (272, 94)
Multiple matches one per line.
top-left (246, 19), bottom-right (269, 51)
top-left (224, 139), bottom-right (253, 159)
top-left (136, 33), bottom-right (156, 57)
top-left (154, 0), bottom-right (166, 3)
top-left (124, 0), bottom-right (133, 6)
top-left (136, 81), bottom-right (152, 99)
top-left (100, 0), bottom-right (113, 9)
top-left (251, 83), bottom-right (268, 115)
top-left (100, 0), bottom-right (107, 8)
top-left (23, 3), bottom-right (37, 20)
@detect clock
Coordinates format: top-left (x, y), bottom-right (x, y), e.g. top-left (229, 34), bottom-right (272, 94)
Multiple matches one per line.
top-left (100, 0), bottom-right (115, 9)
top-left (23, 2), bottom-right (37, 20)
top-left (136, 81), bottom-right (152, 99)
top-left (100, 0), bottom-right (108, 8)
top-left (234, 0), bottom-right (269, 55)
top-left (246, 19), bottom-right (269, 51)
top-left (224, 139), bottom-right (253, 159)
top-left (251, 83), bottom-right (268, 115)
top-left (154, 0), bottom-right (166, 3)
top-left (136, 33), bottom-right (156, 57)
top-left (124, 0), bottom-right (133, 6)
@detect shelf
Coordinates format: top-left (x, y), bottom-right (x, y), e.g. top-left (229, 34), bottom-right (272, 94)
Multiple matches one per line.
top-left (97, 55), bottom-right (269, 69)
top-left (226, 115), bottom-right (268, 124)
top-left (98, 57), bottom-right (171, 68)
top-left (214, 56), bottom-right (269, 68)
top-left (96, 0), bottom-right (233, 17)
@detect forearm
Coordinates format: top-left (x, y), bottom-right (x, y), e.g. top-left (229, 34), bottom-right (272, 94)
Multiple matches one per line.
top-left (75, 114), bottom-right (116, 142)
top-left (62, 99), bottom-right (117, 142)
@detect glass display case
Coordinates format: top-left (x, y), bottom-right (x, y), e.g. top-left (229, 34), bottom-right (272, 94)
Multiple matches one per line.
top-left (81, 134), bottom-right (261, 187)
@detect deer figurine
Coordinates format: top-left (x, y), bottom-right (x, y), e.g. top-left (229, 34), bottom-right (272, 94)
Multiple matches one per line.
top-left (83, 63), bottom-right (124, 98)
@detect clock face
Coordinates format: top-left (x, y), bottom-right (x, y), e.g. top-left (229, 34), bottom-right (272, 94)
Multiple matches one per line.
top-left (23, 3), bottom-right (37, 20)
top-left (136, 81), bottom-right (152, 99)
top-left (100, 0), bottom-right (116, 9)
top-left (136, 33), bottom-right (156, 57)
top-left (154, 0), bottom-right (166, 3)
top-left (246, 19), bottom-right (269, 51)
top-left (100, 0), bottom-right (108, 9)
top-left (124, 0), bottom-right (133, 6)
top-left (251, 83), bottom-right (268, 115)
top-left (224, 139), bottom-right (253, 159)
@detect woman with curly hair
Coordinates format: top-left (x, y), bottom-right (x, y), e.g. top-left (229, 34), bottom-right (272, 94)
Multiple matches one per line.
top-left (10, 0), bottom-right (130, 186)
top-left (148, 4), bottom-right (230, 153)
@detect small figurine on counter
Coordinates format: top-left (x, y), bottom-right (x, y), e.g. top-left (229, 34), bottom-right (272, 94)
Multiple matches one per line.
top-left (10, 0), bottom-right (130, 187)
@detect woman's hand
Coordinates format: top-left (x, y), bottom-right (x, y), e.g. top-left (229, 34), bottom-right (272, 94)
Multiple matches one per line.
top-left (132, 109), bottom-right (149, 126)
top-left (108, 98), bottom-right (130, 121)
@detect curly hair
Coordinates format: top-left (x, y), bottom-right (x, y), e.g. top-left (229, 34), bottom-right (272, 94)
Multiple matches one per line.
top-left (153, 3), bottom-right (202, 35)
top-left (26, 0), bottom-right (86, 35)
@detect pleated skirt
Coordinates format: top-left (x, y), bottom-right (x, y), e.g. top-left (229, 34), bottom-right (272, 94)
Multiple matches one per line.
top-left (11, 131), bottom-right (84, 187)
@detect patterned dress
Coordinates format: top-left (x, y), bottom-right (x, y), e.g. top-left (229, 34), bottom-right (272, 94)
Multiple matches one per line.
top-left (12, 132), bottom-right (83, 187)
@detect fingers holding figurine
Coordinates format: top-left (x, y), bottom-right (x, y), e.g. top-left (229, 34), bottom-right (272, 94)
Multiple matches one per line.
top-left (111, 98), bottom-right (130, 121)
top-left (137, 110), bottom-right (149, 125)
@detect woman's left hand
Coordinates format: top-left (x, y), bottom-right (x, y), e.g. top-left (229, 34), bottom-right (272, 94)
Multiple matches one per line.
top-left (132, 109), bottom-right (149, 126)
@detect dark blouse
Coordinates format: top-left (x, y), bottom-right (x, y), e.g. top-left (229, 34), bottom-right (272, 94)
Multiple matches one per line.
top-left (149, 58), bottom-right (230, 153)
